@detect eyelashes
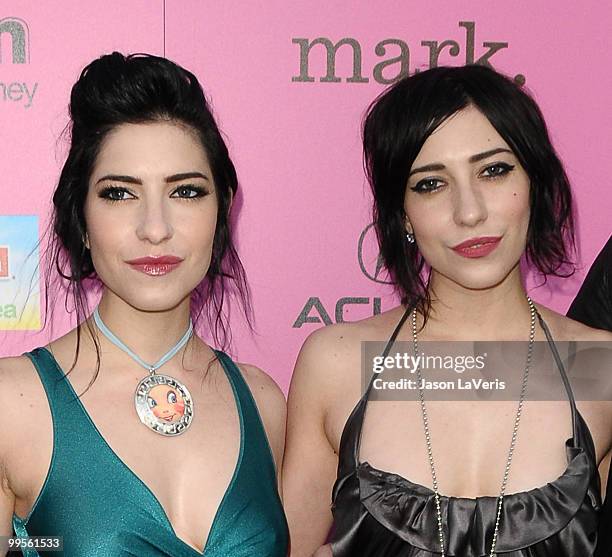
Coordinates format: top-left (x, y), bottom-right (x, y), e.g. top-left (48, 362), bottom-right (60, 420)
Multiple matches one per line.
top-left (97, 184), bottom-right (210, 203)
top-left (411, 178), bottom-right (444, 194)
top-left (481, 162), bottom-right (515, 178)
top-left (410, 162), bottom-right (516, 194)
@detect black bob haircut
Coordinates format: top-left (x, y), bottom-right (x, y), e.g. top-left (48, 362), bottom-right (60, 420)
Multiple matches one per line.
top-left (363, 64), bottom-right (576, 322)
top-left (38, 51), bottom-right (251, 392)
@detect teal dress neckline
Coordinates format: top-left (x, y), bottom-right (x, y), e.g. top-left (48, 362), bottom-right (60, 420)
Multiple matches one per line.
top-left (12, 346), bottom-right (288, 556)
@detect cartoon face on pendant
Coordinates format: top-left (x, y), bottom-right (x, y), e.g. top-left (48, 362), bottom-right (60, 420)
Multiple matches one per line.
top-left (147, 385), bottom-right (186, 423)
top-left (134, 374), bottom-right (193, 436)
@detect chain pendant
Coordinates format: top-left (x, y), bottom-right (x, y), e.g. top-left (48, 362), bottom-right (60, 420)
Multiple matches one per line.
top-left (411, 295), bottom-right (536, 556)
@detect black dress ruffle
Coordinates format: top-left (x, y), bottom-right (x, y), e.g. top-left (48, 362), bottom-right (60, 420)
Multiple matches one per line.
top-left (329, 308), bottom-right (607, 556)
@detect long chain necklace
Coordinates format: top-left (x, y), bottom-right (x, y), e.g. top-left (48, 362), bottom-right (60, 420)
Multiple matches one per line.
top-left (411, 295), bottom-right (536, 556)
top-left (92, 306), bottom-right (195, 437)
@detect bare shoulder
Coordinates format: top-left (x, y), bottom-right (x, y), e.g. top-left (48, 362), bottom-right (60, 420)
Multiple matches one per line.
top-left (0, 356), bottom-right (20, 432)
top-left (0, 352), bottom-right (35, 378)
top-left (290, 307), bottom-right (407, 398)
top-left (0, 351), bottom-right (47, 414)
top-left (298, 307), bottom-right (407, 364)
top-left (535, 303), bottom-right (612, 388)
top-left (535, 304), bottom-right (612, 457)
top-left (235, 361), bottom-right (287, 469)
top-left (0, 353), bottom-right (43, 469)
top-left (0, 353), bottom-right (41, 409)
top-left (236, 361), bottom-right (287, 416)
top-left (534, 303), bottom-right (612, 341)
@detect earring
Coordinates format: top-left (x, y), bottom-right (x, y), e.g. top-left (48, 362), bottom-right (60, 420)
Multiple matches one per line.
top-left (406, 232), bottom-right (415, 244)
top-left (83, 233), bottom-right (90, 250)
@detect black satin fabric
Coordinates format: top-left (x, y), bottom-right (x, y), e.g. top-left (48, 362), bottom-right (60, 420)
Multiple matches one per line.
top-left (566, 237), bottom-right (612, 557)
top-left (329, 309), bottom-right (608, 556)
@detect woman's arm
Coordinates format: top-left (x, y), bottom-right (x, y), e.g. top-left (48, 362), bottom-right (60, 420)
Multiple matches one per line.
top-left (0, 467), bottom-right (14, 557)
top-left (0, 360), bottom-right (17, 557)
top-left (238, 362), bottom-right (287, 492)
top-left (282, 329), bottom-right (344, 557)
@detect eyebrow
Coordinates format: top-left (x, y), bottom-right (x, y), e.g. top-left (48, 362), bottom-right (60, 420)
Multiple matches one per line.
top-left (95, 171), bottom-right (210, 185)
top-left (408, 148), bottom-right (514, 177)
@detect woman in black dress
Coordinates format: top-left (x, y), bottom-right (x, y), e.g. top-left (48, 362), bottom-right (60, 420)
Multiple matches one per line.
top-left (282, 65), bottom-right (612, 556)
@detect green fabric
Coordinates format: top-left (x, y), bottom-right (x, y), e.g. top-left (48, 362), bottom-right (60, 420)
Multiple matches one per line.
top-left (12, 347), bottom-right (288, 556)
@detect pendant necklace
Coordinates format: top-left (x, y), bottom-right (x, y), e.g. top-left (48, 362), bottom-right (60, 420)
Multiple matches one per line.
top-left (411, 295), bottom-right (536, 556)
top-left (92, 306), bottom-right (195, 437)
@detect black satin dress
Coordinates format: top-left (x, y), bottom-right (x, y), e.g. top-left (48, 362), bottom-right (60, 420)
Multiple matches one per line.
top-left (329, 306), bottom-right (608, 556)
top-left (566, 234), bottom-right (612, 556)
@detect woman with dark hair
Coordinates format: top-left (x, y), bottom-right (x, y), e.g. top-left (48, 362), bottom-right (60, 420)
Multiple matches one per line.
top-left (0, 52), bottom-right (288, 556)
top-left (282, 64), bottom-right (612, 556)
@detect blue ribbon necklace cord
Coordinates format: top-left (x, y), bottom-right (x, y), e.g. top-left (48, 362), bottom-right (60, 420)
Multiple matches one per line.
top-left (92, 305), bottom-right (197, 436)
top-left (92, 305), bottom-right (194, 374)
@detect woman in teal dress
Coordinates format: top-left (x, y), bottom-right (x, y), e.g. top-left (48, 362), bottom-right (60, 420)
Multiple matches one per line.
top-left (0, 52), bottom-right (288, 556)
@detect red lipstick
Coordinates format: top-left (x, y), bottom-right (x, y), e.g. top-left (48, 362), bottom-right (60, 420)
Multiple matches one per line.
top-left (451, 236), bottom-right (501, 258)
top-left (126, 255), bottom-right (183, 264)
top-left (126, 255), bottom-right (183, 276)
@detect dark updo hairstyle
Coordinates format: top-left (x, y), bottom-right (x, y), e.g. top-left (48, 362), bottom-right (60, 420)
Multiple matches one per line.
top-left (363, 64), bottom-right (576, 324)
top-left (40, 51), bottom-right (251, 391)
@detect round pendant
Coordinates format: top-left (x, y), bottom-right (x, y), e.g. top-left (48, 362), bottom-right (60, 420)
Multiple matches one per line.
top-left (134, 373), bottom-right (194, 436)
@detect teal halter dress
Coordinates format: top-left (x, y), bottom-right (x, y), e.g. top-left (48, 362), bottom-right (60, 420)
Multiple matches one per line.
top-left (12, 347), bottom-right (288, 556)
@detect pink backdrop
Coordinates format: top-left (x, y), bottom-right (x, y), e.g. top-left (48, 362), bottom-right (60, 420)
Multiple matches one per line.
top-left (1, 1), bottom-right (611, 392)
